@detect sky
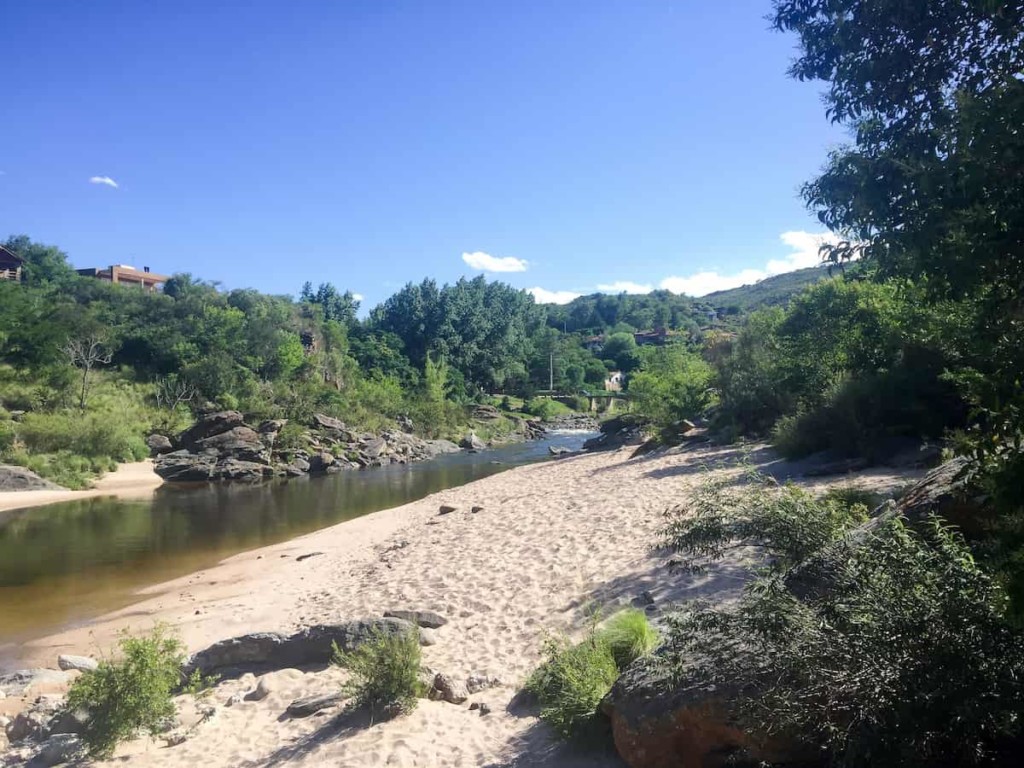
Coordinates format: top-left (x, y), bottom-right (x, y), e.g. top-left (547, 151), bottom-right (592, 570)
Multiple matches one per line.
top-left (0, 0), bottom-right (845, 308)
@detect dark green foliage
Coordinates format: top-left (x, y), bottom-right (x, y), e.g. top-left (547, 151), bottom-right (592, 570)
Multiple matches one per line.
top-left (65, 625), bottom-right (188, 758)
top-left (628, 345), bottom-right (714, 437)
top-left (665, 516), bottom-right (1024, 767)
top-left (331, 629), bottom-right (423, 720)
top-left (660, 471), bottom-right (869, 573)
top-left (701, 265), bottom-right (833, 315)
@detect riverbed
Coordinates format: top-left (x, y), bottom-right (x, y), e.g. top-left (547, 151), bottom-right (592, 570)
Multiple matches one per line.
top-left (0, 431), bottom-right (595, 669)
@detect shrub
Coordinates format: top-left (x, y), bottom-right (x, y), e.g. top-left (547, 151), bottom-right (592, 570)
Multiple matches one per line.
top-left (664, 516), bottom-right (1024, 767)
top-left (597, 609), bottom-right (659, 669)
top-left (524, 634), bottom-right (619, 741)
top-left (66, 625), bottom-right (187, 758)
top-left (628, 345), bottom-right (714, 438)
top-left (660, 471), bottom-right (869, 573)
top-left (332, 628), bottom-right (422, 720)
top-left (523, 398), bottom-right (573, 421)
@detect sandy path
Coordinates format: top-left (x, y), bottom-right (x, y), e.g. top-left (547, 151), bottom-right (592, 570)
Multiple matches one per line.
top-left (0, 460), bottom-right (162, 514)
top-left (6, 444), bottom-right (919, 767)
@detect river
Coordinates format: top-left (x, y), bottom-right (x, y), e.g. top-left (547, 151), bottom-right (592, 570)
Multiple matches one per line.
top-left (0, 431), bottom-right (595, 669)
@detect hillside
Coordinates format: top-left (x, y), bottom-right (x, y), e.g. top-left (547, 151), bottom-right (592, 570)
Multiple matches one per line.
top-left (701, 265), bottom-right (832, 315)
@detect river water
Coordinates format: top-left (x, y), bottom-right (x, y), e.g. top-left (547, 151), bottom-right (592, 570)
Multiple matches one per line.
top-left (0, 431), bottom-right (595, 667)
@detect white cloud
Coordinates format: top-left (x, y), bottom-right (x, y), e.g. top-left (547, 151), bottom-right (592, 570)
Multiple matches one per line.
top-left (596, 280), bottom-right (653, 294)
top-left (89, 176), bottom-right (119, 188)
top-left (352, 293), bottom-right (365, 302)
top-left (527, 286), bottom-right (581, 304)
top-left (659, 230), bottom-right (840, 297)
top-left (462, 251), bottom-right (528, 273)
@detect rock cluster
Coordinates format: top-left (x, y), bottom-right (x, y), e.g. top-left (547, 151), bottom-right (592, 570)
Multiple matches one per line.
top-left (583, 414), bottom-right (647, 452)
top-left (0, 465), bottom-right (65, 492)
top-left (152, 411), bottom-right (462, 483)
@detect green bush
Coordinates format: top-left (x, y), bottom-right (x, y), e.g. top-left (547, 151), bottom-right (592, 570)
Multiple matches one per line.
top-left (597, 610), bottom-right (659, 669)
top-left (523, 398), bottom-right (573, 421)
top-left (332, 628), bottom-right (423, 720)
top-left (525, 633), bottom-right (619, 741)
top-left (660, 471), bottom-right (869, 573)
top-left (664, 516), bottom-right (1024, 767)
top-left (66, 625), bottom-right (188, 758)
top-left (0, 419), bottom-right (16, 452)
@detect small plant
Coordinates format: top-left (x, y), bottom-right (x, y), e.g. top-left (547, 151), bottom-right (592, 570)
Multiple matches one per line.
top-left (525, 633), bottom-right (619, 741)
top-left (597, 609), bottom-right (659, 669)
top-left (65, 625), bottom-right (188, 758)
top-left (331, 628), bottom-right (422, 720)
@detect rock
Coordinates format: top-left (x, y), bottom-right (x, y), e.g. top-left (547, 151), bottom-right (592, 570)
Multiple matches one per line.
top-left (153, 449), bottom-right (218, 482)
top-left (469, 701), bottom-right (492, 716)
top-left (146, 433), bottom-right (174, 456)
top-left (226, 693), bottom-right (245, 707)
top-left (383, 609), bottom-right (448, 629)
top-left (0, 670), bottom-right (70, 697)
top-left (419, 628), bottom-right (438, 646)
top-left (422, 440), bottom-right (461, 457)
top-left (472, 404), bottom-right (502, 421)
top-left (466, 675), bottom-right (500, 694)
top-left (362, 437), bottom-right (387, 458)
top-left (396, 415), bottom-right (415, 433)
top-left (288, 457), bottom-right (311, 473)
top-left (4, 697), bottom-right (63, 743)
top-left (184, 619), bottom-right (415, 678)
top-left (460, 433), bottom-right (487, 451)
top-left (165, 730), bottom-right (189, 747)
top-left (196, 426), bottom-right (270, 463)
top-left (295, 551), bottom-right (323, 562)
top-left (311, 413), bottom-right (346, 432)
top-left (35, 734), bottom-right (82, 766)
top-left (47, 706), bottom-right (89, 736)
top-left (176, 411), bottom-right (246, 449)
top-left (471, 505), bottom-right (484, 514)
top-left (548, 446), bottom-right (572, 456)
top-left (308, 452), bottom-right (336, 473)
top-left (429, 673), bottom-right (468, 705)
top-left (583, 414), bottom-right (647, 452)
top-left (286, 691), bottom-right (345, 717)
top-left (602, 656), bottom-right (782, 768)
top-left (215, 458), bottom-right (269, 482)
top-left (438, 504), bottom-right (458, 515)
top-left (0, 465), bottom-right (65, 492)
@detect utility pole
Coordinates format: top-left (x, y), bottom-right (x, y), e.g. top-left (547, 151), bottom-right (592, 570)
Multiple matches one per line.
top-left (549, 351), bottom-right (554, 391)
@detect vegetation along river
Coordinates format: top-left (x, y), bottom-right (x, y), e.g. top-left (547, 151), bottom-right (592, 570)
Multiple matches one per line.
top-left (0, 431), bottom-right (595, 668)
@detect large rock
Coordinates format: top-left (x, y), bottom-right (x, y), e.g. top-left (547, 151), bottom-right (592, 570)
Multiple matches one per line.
top-left (57, 654), bottom-right (98, 673)
top-left (184, 619), bottom-right (415, 679)
top-left (422, 440), bottom-right (461, 457)
top-left (428, 673), bottom-right (468, 705)
top-left (0, 670), bottom-right (70, 697)
top-left (311, 413), bottom-right (346, 433)
top-left (146, 433), bottom-right (174, 456)
top-left (176, 411), bottom-right (246, 450)
top-left (286, 692), bottom-right (345, 717)
top-left (308, 452), bottom-right (336, 473)
top-left (196, 426), bottom-right (270, 463)
top-left (583, 414), bottom-right (646, 452)
top-left (361, 436), bottom-right (387, 458)
top-left (0, 465), bottom-right (65, 492)
top-left (154, 450), bottom-right (218, 482)
top-left (460, 433), bottom-right (487, 451)
top-left (383, 609), bottom-right (448, 629)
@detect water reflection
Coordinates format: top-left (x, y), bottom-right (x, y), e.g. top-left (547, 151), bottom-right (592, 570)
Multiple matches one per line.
top-left (0, 432), bottom-right (594, 659)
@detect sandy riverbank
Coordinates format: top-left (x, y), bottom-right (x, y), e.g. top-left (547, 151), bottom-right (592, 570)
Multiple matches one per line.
top-left (5, 444), bottom-right (920, 767)
top-left (0, 460), bottom-right (163, 514)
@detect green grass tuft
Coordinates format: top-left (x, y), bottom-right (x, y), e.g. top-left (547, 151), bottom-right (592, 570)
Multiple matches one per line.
top-left (332, 628), bottom-right (423, 720)
top-left (597, 609), bottom-right (659, 669)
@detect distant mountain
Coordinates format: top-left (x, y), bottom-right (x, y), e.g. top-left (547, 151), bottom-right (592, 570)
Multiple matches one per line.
top-left (700, 265), bottom-right (833, 315)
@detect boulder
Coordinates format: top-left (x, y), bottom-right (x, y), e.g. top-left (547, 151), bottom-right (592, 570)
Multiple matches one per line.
top-left (146, 433), bottom-right (174, 456)
top-left (176, 411), bottom-right (245, 450)
top-left (308, 452), bottom-right (336, 473)
top-left (383, 609), bottom-right (448, 629)
top-left (0, 670), bottom-right (70, 697)
top-left (362, 437), bottom-right (387, 459)
top-left (0, 465), bottom-right (65, 492)
top-left (153, 450), bottom-right (218, 482)
top-left (460, 433), bottom-right (487, 451)
top-left (428, 673), bottom-right (468, 705)
top-left (422, 440), bottom-right (461, 457)
top-left (35, 734), bottom-right (83, 766)
top-left (287, 458), bottom-right (310, 476)
top-left (196, 426), bottom-right (270, 463)
top-left (311, 413), bottom-right (346, 432)
top-left (57, 655), bottom-right (98, 673)
top-left (286, 691), bottom-right (345, 717)
top-left (184, 619), bottom-right (415, 679)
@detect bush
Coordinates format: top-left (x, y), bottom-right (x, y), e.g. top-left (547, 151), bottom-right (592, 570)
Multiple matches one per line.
top-left (523, 398), bottom-right (573, 421)
top-left (597, 609), bottom-right (659, 669)
top-left (66, 625), bottom-right (187, 758)
top-left (525, 634), bottom-right (619, 741)
top-left (332, 628), bottom-right (423, 720)
top-left (660, 471), bottom-right (869, 573)
top-left (664, 516), bottom-right (1024, 767)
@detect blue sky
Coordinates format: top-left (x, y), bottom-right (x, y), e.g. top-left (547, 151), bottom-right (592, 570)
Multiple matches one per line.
top-left (1, 0), bottom-right (843, 307)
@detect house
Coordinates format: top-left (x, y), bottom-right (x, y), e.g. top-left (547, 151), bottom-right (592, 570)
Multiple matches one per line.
top-left (584, 334), bottom-right (605, 354)
top-left (0, 245), bottom-right (24, 282)
top-left (76, 264), bottom-right (169, 292)
top-left (604, 370), bottom-right (624, 392)
top-left (633, 328), bottom-right (669, 346)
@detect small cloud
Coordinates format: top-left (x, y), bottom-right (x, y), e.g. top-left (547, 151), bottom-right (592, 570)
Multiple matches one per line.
top-left (462, 251), bottom-right (528, 273)
top-left (596, 280), bottom-right (653, 295)
top-left (352, 293), bottom-right (365, 302)
top-left (659, 230), bottom-right (839, 297)
top-left (89, 176), bottom-right (119, 188)
top-left (527, 286), bottom-right (581, 304)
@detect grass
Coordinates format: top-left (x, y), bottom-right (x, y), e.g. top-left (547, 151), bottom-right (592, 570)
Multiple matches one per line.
top-left (525, 610), bottom-right (659, 742)
top-left (332, 628), bottom-right (424, 720)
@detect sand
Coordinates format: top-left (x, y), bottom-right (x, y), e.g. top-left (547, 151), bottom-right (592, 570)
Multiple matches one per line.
top-left (0, 460), bottom-right (163, 514)
top-left (4, 443), bottom-right (921, 767)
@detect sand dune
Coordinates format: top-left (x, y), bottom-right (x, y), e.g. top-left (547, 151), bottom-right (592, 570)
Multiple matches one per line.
top-left (6, 443), bottom-right (919, 767)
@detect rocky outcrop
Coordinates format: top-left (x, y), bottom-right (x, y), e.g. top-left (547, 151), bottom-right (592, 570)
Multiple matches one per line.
top-left (383, 609), bottom-right (448, 629)
top-left (583, 414), bottom-right (647, 452)
top-left (183, 618), bottom-right (415, 679)
top-left (145, 433), bottom-right (174, 456)
top-left (0, 465), bottom-right (65, 492)
top-left (460, 432), bottom-right (487, 451)
top-left (154, 411), bottom-right (281, 483)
